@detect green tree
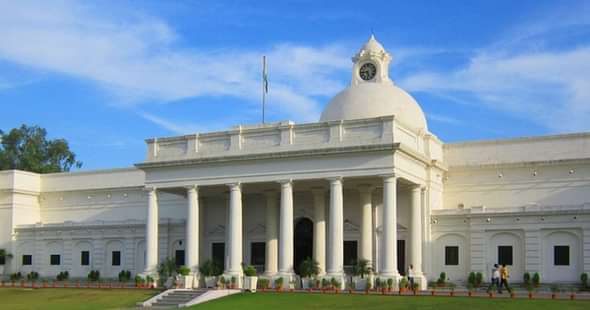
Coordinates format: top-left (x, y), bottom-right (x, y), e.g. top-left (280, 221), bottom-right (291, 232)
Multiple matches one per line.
top-left (0, 125), bottom-right (81, 173)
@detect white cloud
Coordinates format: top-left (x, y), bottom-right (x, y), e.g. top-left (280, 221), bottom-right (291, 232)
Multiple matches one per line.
top-left (400, 46), bottom-right (590, 132)
top-left (0, 0), bottom-right (351, 126)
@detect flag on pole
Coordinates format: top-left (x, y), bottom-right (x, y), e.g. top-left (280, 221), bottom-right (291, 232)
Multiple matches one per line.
top-left (262, 56), bottom-right (269, 94)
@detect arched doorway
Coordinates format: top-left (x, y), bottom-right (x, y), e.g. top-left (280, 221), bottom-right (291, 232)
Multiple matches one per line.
top-left (294, 217), bottom-right (313, 275)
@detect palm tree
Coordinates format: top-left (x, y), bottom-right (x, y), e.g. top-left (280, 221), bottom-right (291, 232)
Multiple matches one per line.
top-left (0, 249), bottom-right (13, 262)
top-left (352, 259), bottom-right (372, 278)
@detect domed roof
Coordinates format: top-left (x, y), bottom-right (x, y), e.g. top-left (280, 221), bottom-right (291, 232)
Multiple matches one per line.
top-left (319, 35), bottom-right (428, 131)
top-left (320, 82), bottom-right (428, 130)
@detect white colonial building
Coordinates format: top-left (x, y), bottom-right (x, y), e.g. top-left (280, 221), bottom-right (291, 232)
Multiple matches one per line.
top-left (1, 36), bottom-right (589, 288)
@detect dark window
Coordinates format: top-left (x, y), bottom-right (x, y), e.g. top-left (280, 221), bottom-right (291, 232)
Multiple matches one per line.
top-left (175, 250), bottom-right (185, 267)
top-left (398, 240), bottom-right (406, 275)
top-left (22, 255), bottom-right (32, 265)
top-left (0, 255), bottom-right (5, 265)
top-left (498, 246), bottom-right (513, 265)
top-left (81, 251), bottom-right (90, 266)
top-left (554, 245), bottom-right (569, 266)
top-left (445, 246), bottom-right (459, 265)
top-left (343, 241), bottom-right (358, 266)
top-left (212, 243), bottom-right (225, 269)
top-left (50, 254), bottom-right (61, 266)
top-left (250, 242), bottom-right (265, 266)
top-left (112, 251), bottom-right (121, 266)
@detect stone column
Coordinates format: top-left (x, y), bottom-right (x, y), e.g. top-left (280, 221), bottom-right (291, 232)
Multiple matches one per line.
top-left (186, 186), bottom-right (200, 275)
top-left (278, 180), bottom-right (294, 276)
top-left (380, 175), bottom-right (399, 279)
top-left (264, 190), bottom-right (279, 276)
top-left (226, 183), bottom-right (243, 280)
top-left (311, 188), bottom-right (326, 275)
top-left (144, 187), bottom-right (159, 275)
top-left (359, 184), bottom-right (373, 267)
top-left (410, 185), bottom-right (426, 289)
top-left (327, 177), bottom-right (344, 278)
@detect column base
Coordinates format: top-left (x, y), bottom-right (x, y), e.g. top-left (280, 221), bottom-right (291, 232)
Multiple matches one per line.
top-left (410, 273), bottom-right (427, 291)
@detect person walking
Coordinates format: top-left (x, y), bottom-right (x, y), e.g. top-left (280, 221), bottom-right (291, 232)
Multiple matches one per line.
top-left (407, 264), bottom-right (415, 289)
top-left (499, 264), bottom-right (510, 293)
top-left (488, 264), bottom-right (500, 293)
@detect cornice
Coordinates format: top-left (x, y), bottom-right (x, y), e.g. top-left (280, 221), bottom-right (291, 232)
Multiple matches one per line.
top-left (136, 143), bottom-right (400, 169)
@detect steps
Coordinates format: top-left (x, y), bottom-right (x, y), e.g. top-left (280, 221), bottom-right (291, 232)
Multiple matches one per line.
top-left (150, 290), bottom-right (207, 308)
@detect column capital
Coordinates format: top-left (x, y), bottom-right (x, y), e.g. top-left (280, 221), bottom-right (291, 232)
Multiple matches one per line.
top-left (277, 179), bottom-right (293, 186)
top-left (144, 186), bottom-right (157, 192)
top-left (411, 184), bottom-right (424, 193)
top-left (327, 176), bottom-right (343, 184)
top-left (185, 185), bottom-right (199, 193)
top-left (381, 173), bottom-right (397, 182)
top-left (227, 182), bottom-right (241, 191)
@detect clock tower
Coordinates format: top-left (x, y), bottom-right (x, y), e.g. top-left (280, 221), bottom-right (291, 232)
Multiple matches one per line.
top-left (351, 35), bottom-right (392, 86)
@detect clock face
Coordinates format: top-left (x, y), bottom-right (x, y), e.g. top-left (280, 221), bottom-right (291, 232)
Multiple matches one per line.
top-left (359, 63), bottom-right (377, 81)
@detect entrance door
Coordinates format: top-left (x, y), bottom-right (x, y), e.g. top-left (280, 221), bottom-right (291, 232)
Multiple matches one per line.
top-left (397, 240), bottom-right (406, 275)
top-left (212, 242), bottom-right (225, 270)
top-left (294, 218), bottom-right (313, 275)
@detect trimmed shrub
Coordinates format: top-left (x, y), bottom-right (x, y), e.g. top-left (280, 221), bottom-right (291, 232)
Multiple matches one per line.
top-left (532, 272), bottom-right (541, 287)
top-left (177, 266), bottom-right (191, 276)
top-left (118, 270), bottom-right (132, 282)
top-left (581, 273), bottom-right (588, 288)
top-left (88, 270), bottom-right (100, 281)
top-left (27, 271), bottom-right (39, 281)
top-left (56, 271), bottom-right (69, 281)
top-left (10, 272), bottom-right (22, 281)
top-left (523, 272), bottom-right (531, 285)
top-left (475, 272), bottom-right (483, 287)
top-left (243, 265), bottom-right (257, 277)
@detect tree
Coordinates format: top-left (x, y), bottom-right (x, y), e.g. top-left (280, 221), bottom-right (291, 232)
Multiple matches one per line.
top-left (0, 125), bottom-right (81, 173)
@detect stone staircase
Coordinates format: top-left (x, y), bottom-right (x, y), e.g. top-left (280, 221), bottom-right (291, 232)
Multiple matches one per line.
top-left (149, 290), bottom-right (207, 308)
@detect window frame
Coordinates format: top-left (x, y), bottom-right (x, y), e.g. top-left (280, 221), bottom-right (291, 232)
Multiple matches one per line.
top-left (112, 251), bottom-right (121, 266)
top-left (81, 251), bottom-right (90, 266)
top-left (497, 245), bottom-right (513, 266)
top-left (444, 246), bottom-right (459, 266)
top-left (554, 245), bottom-right (570, 266)
top-left (50, 254), bottom-right (61, 266)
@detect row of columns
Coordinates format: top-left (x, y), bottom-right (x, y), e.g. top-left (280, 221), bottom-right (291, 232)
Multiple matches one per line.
top-left (143, 175), bottom-right (425, 285)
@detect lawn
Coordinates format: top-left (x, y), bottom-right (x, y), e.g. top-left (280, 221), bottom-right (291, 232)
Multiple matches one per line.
top-left (0, 288), bottom-right (158, 310)
top-left (189, 292), bottom-right (589, 310)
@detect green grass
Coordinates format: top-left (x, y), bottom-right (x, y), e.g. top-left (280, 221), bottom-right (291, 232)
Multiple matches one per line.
top-left (0, 288), bottom-right (158, 310)
top-left (189, 292), bottom-right (589, 310)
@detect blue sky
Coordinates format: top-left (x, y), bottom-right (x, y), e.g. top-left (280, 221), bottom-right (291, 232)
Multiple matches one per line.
top-left (1, 0), bottom-right (589, 170)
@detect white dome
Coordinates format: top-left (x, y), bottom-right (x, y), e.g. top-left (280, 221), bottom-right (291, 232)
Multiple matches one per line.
top-left (320, 81), bottom-right (428, 131)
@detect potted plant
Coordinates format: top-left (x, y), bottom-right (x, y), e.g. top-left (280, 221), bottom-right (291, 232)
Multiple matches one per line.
top-left (487, 282), bottom-right (496, 298)
top-left (448, 282), bottom-right (456, 297)
top-left (550, 284), bottom-right (559, 299)
top-left (0, 249), bottom-right (13, 275)
top-left (243, 265), bottom-right (258, 292)
top-left (258, 278), bottom-right (269, 291)
top-left (526, 284), bottom-right (535, 299)
top-left (199, 260), bottom-right (222, 288)
top-left (145, 275), bottom-right (155, 288)
top-left (467, 283), bottom-right (474, 297)
top-left (523, 272), bottom-right (531, 286)
top-left (134, 275), bottom-right (145, 288)
top-left (177, 266), bottom-right (193, 289)
top-left (330, 277), bottom-right (340, 293)
top-left (475, 272), bottom-right (483, 288)
top-left (230, 276), bottom-right (237, 289)
top-left (412, 282), bottom-right (419, 295)
top-left (275, 277), bottom-right (284, 292)
top-left (118, 270), bottom-right (132, 282)
top-left (532, 272), bottom-right (540, 288)
top-left (351, 259), bottom-right (372, 291)
top-left (398, 277), bottom-right (407, 294)
top-left (436, 272), bottom-right (446, 287)
top-left (581, 273), bottom-right (589, 290)
top-left (374, 277), bottom-right (380, 292)
top-left (365, 279), bottom-right (371, 294)
top-left (299, 258), bottom-right (320, 289)
top-left (321, 278), bottom-right (329, 293)
top-left (218, 276), bottom-right (226, 289)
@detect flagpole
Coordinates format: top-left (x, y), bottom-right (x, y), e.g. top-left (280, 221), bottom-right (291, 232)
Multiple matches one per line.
top-left (262, 55), bottom-right (266, 124)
